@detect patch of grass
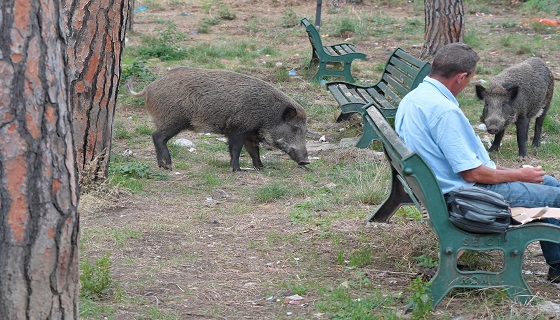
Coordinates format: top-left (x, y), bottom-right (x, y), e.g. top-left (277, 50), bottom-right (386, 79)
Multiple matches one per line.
top-left (114, 121), bottom-right (132, 140)
top-left (255, 181), bottom-right (290, 202)
top-left (108, 159), bottom-right (168, 192)
top-left (141, 307), bottom-right (178, 320)
top-left (217, 4), bottom-right (236, 20)
top-left (515, 44), bottom-right (533, 55)
top-left (523, 0), bottom-right (560, 15)
top-left (79, 298), bottom-right (118, 318)
top-left (316, 286), bottom-right (398, 319)
top-left (464, 29), bottom-right (481, 49)
top-left (136, 22), bottom-right (188, 61)
top-left (289, 203), bottom-right (314, 225)
top-left (347, 246), bottom-right (373, 267)
top-left (185, 42), bottom-right (259, 65)
top-left (280, 7), bottom-right (299, 28)
top-left (332, 17), bottom-right (360, 38)
top-left (113, 229), bottom-right (142, 248)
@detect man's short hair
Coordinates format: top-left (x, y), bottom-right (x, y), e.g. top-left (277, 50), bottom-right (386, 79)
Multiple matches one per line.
top-left (430, 42), bottom-right (479, 78)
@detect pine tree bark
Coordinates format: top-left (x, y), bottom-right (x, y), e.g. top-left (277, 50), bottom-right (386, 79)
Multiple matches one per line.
top-left (421, 0), bottom-right (465, 60)
top-left (0, 0), bottom-right (80, 318)
top-left (66, 0), bottom-right (132, 183)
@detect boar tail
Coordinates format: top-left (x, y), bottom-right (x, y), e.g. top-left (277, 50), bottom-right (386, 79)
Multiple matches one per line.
top-left (125, 77), bottom-right (147, 97)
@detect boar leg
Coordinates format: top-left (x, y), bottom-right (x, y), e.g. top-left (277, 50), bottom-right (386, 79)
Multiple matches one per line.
top-left (489, 130), bottom-right (505, 152)
top-left (244, 139), bottom-right (264, 170)
top-left (515, 117), bottom-right (530, 157)
top-left (152, 128), bottom-right (181, 170)
top-left (532, 112), bottom-right (547, 147)
top-left (227, 134), bottom-right (246, 172)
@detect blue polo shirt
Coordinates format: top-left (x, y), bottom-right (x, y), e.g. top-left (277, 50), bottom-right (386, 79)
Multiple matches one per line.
top-left (395, 77), bottom-right (496, 194)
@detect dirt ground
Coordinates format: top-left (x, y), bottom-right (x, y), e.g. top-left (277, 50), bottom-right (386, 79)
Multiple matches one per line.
top-left (79, 0), bottom-right (560, 319)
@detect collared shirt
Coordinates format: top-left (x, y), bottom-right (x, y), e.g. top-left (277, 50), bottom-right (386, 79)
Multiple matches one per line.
top-left (395, 76), bottom-right (496, 194)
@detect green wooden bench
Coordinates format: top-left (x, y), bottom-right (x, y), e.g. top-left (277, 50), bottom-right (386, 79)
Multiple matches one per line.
top-left (363, 105), bottom-right (560, 308)
top-left (326, 48), bottom-right (430, 124)
top-left (300, 18), bottom-right (366, 83)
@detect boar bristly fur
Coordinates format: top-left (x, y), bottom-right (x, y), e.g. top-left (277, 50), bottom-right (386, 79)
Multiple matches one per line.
top-left (475, 57), bottom-right (555, 157)
top-left (126, 67), bottom-right (310, 171)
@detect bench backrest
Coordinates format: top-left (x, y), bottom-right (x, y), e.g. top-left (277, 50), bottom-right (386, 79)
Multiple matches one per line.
top-left (301, 18), bottom-right (323, 51)
top-left (370, 48), bottom-right (431, 110)
top-left (364, 105), bottom-right (454, 235)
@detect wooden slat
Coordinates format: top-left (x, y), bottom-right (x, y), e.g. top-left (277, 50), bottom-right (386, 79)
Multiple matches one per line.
top-left (324, 46), bottom-right (338, 56)
top-left (393, 49), bottom-right (425, 68)
top-left (381, 72), bottom-right (410, 97)
top-left (389, 58), bottom-right (418, 79)
top-left (376, 82), bottom-right (401, 106)
top-left (355, 88), bottom-right (374, 104)
top-left (364, 87), bottom-right (394, 110)
top-left (327, 84), bottom-right (353, 104)
top-left (339, 85), bottom-right (366, 104)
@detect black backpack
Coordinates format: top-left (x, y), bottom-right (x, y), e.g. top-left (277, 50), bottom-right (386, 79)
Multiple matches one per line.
top-left (446, 186), bottom-right (513, 234)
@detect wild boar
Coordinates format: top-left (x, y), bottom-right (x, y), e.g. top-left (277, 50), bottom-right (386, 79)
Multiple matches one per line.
top-left (126, 67), bottom-right (310, 171)
top-left (475, 57), bottom-right (557, 157)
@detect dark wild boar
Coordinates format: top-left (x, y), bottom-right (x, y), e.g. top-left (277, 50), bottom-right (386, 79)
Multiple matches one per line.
top-left (126, 67), bottom-right (310, 171)
top-left (475, 57), bottom-right (558, 157)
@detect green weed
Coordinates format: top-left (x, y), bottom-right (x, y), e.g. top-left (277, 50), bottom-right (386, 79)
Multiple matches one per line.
top-left (414, 254), bottom-right (438, 268)
top-left (408, 276), bottom-right (433, 319)
top-left (109, 161), bottom-right (167, 180)
top-left (108, 160), bottom-right (168, 192)
top-left (120, 60), bottom-right (158, 84)
top-left (80, 253), bottom-right (120, 301)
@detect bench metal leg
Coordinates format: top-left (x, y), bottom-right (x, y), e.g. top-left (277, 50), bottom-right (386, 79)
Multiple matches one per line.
top-left (368, 167), bottom-right (413, 222)
top-left (427, 243), bottom-right (536, 308)
top-left (355, 122), bottom-right (377, 149)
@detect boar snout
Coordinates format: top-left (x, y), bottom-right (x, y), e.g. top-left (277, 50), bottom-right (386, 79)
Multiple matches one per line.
top-left (487, 126), bottom-right (500, 135)
top-left (484, 116), bottom-right (506, 135)
top-left (287, 148), bottom-right (309, 167)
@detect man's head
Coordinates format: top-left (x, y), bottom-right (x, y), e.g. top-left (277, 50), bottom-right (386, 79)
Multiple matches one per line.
top-left (430, 42), bottom-right (479, 78)
top-left (429, 42), bottom-right (479, 96)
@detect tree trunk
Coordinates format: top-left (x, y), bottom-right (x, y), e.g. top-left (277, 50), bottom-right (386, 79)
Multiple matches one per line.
top-left (420, 0), bottom-right (465, 60)
top-left (66, 0), bottom-right (132, 183)
top-left (0, 1), bottom-right (80, 318)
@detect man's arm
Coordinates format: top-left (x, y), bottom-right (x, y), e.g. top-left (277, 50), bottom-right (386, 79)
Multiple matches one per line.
top-left (460, 165), bottom-right (545, 184)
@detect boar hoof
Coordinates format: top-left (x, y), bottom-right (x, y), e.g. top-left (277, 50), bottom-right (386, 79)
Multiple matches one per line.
top-left (158, 162), bottom-right (173, 170)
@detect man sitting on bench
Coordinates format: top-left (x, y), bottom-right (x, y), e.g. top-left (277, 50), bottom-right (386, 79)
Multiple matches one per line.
top-left (394, 42), bottom-right (560, 283)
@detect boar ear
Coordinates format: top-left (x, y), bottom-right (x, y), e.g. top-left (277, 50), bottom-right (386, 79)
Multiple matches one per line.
top-left (282, 105), bottom-right (298, 121)
top-left (504, 84), bottom-right (519, 101)
top-left (475, 84), bottom-right (486, 100)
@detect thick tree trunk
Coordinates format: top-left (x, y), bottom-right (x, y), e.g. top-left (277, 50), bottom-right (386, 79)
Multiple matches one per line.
top-left (421, 0), bottom-right (465, 60)
top-left (66, 0), bottom-right (132, 183)
top-left (0, 0), bottom-right (80, 318)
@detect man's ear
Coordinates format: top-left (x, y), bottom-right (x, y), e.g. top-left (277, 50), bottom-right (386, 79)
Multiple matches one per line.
top-left (457, 72), bottom-right (469, 83)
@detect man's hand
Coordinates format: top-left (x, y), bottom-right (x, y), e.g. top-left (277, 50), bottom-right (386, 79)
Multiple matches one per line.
top-left (517, 165), bottom-right (545, 184)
